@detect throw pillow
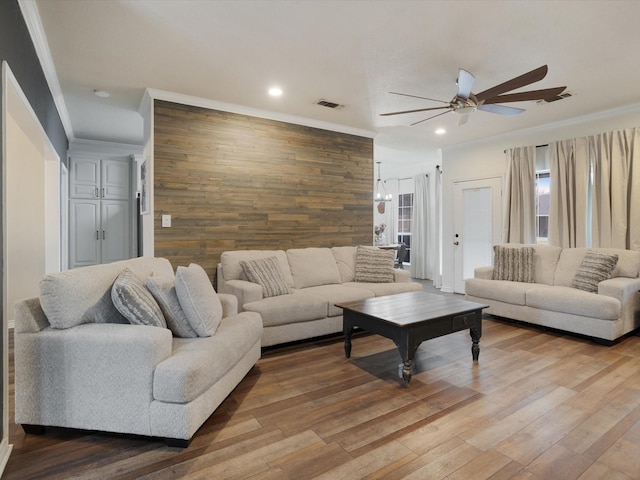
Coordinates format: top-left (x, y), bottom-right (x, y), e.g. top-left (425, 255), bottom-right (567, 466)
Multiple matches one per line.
top-left (240, 256), bottom-right (292, 298)
top-left (492, 245), bottom-right (534, 282)
top-left (571, 251), bottom-right (618, 293)
top-left (354, 246), bottom-right (395, 283)
top-left (147, 275), bottom-right (198, 338)
top-left (111, 268), bottom-right (166, 328)
top-left (174, 263), bottom-right (223, 337)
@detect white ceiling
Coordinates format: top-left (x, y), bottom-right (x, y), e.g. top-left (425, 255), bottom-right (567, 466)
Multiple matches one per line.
top-left (33, 0), bottom-right (640, 153)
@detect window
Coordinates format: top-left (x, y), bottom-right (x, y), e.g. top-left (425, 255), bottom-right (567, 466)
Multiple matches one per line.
top-left (535, 170), bottom-right (550, 244)
top-left (397, 193), bottom-right (413, 263)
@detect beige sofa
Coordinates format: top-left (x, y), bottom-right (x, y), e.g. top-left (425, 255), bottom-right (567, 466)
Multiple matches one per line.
top-left (217, 246), bottom-right (423, 347)
top-left (14, 257), bottom-right (262, 447)
top-left (465, 245), bottom-right (640, 343)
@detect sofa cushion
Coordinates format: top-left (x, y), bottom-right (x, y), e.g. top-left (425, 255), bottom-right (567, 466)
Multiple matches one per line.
top-left (243, 293), bottom-right (327, 327)
top-left (175, 264), bottom-right (223, 337)
top-left (526, 285), bottom-right (620, 320)
top-left (220, 250), bottom-right (294, 288)
top-left (301, 284), bottom-right (374, 317)
top-left (153, 312), bottom-right (263, 403)
top-left (147, 275), bottom-right (198, 338)
top-left (286, 248), bottom-right (342, 289)
top-left (332, 246), bottom-right (357, 283)
top-left (342, 281), bottom-right (423, 297)
top-left (111, 268), bottom-right (166, 328)
top-left (571, 251), bottom-right (618, 293)
top-left (492, 245), bottom-right (534, 283)
top-left (464, 278), bottom-right (530, 306)
top-left (553, 248), bottom-right (589, 286)
top-left (354, 246), bottom-right (395, 283)
top-left (532, 245), bottom-right (563, 285)
top-left (39, 257), bottom-right (175, 329)
top-left (240, 256), bottom-right (292, 298)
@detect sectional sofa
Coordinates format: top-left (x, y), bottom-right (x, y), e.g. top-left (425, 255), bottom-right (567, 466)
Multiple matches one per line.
top-left (217, 246), bottom-right (423, 346)
top-left (465, 245), bottom-right (640, 343)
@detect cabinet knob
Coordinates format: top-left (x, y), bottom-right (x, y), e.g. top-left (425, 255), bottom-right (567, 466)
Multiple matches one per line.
top-left (103, 230), bottom-right (106, 240)
top-left (101, 188), bottom-right (105, 198)
top-left (96, 230), bottom-right (99, 240)
top-left (94, 187), bottom-right (99, 198)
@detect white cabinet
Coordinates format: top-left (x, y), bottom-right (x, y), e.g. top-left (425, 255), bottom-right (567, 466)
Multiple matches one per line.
top-left (70, 156), bottom-right (130, 200)
top-left (68, 156), bottom-right (133, 268)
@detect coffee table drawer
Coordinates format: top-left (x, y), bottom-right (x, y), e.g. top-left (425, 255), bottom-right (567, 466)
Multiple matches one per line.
top-left (452, 312), bottom-right (478, 330)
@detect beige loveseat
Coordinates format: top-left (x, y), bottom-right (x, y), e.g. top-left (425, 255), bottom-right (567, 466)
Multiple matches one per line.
top-left (465, 245), bottom-right (640, 343)
top-left (14, 257), bottom-right (262, 447)
top-left (217, 246), bottom-right (423, 347)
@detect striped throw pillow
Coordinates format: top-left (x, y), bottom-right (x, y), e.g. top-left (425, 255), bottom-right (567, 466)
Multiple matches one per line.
top-left (354, 246), bottom-right (395, 283)
top-left (492, 245), bottom-right (534, 283)
top-left (240, 256), bottom-right (292, 298)
top-left (111, 268), bottom-right (166, 328)
top-left (571, 251), bottom-right (618, 293)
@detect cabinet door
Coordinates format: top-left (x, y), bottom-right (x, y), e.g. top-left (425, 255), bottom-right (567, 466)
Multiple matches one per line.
top-left (69, 199), bottom-right (100, 268)
top-left (69, 156), bottom-right (100, 199)
top-left (101, 200), bottom-right (131, 264)
top-left (101, 158), bottom-right (130, 200)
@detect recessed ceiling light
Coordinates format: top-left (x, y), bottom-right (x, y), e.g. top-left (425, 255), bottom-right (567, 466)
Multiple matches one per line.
top-left (435, 128), bottom-right (446, 135)
top-left (268, 87), bottom-right (283, 97)
top-left (93, 89), bottom-right (110, 98)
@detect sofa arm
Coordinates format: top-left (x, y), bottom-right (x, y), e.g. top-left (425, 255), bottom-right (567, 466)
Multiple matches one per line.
top-left (15, 323), bottom-right (173, 434)
top-left (14, 297), bottom-right (50, 333)
top-left (218, 293), bottom-right (238, 317)
top-left (598, 277), bottom-right (640, 327)
top-left (394, 269), bottom-right (411, 283)
top-left (219, 279), bottom-right (263, 311)
top-left (474, 266), bottom-right (494, 280)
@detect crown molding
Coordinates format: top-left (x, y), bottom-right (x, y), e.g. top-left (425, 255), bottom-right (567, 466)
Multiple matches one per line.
top-left (442, 101), bottom-right (640, 153)
top-left (18, 0), bottom-right (74, 141)
top-left (144, 88), bottom-right (377, 139)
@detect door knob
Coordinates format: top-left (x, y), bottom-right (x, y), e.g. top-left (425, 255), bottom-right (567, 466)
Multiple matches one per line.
top-left (453, 241), bottom-right (459, 245)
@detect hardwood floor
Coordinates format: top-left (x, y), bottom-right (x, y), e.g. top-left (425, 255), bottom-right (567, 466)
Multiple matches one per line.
top-left (5, 295), bottom-right (640, 479)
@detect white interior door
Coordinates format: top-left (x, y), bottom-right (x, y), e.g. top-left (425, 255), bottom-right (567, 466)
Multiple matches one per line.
top-left (453, 177), bottom-right (502, 293)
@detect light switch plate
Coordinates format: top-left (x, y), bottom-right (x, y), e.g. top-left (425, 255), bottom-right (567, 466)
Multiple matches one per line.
top-left (161, 214), bottom-right (171, 227)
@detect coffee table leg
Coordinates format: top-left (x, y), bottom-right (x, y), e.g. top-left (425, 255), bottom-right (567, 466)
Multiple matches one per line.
top-left (344, 323), bottom-right (354, 358)
top-left (470, 327), bottom-right (480, 361)
top-left (402, 360), bottom-right (413, 388)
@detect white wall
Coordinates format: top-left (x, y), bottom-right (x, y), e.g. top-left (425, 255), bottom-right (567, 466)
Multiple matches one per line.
top-left (440, 105), bottom-right (640, 292)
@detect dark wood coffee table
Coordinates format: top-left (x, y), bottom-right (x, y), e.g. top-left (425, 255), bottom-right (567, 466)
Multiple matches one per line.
top-left (336, 291), bottom-right (488, 387)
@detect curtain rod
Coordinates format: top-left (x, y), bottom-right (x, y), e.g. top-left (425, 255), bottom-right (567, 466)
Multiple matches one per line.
top-left (504, 143), bottom-right (549, 153)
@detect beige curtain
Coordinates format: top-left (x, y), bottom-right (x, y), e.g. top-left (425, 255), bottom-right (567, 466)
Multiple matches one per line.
top-left (548, 138), bottom-right (590, 247)
top-left (502, 146), bottom-right (536, 243)
top-left (590, 127), bottom-right (640, 250)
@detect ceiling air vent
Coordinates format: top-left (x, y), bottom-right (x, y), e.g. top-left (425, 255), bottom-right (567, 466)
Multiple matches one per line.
top-left (316, 99), bottom-right (345, 109)
top-left (537, 92), bottom-right (572, 104)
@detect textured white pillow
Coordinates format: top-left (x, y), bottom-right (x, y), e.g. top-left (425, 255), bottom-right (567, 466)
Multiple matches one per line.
top-left (111, 268), bottom-right (166, 328)
top-left (354, 246), bottom-right (395, 283)
top-left (175, 264), bottom-right (223, 337)
top-left (147, 275), bottom-right (198, 337)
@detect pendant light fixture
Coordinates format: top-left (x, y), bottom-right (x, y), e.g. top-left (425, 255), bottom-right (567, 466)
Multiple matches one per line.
top-left (375, 161), bottom-right (392, 203)
top-left (374, 161), bottom-right (391, 214)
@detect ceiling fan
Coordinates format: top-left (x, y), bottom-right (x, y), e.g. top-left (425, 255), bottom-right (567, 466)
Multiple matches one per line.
top-left (380, 65), bottom-right (566, 126)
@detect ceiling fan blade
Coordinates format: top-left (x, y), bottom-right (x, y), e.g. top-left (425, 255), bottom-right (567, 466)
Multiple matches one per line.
top-left (475, 65), bottom-right (548, 103)
top-left (410, 110), bottom-right (452, 126)
top-left (456, 69), bottom-right (475, 100)
top-left (380, 106), bottom-right (451, 116)
top-left (482, 86), bottom-right (567, 104)
top-left (389, 92), bottom-right (450, 104)
top-left (477, 104), bottom-right (525, 116)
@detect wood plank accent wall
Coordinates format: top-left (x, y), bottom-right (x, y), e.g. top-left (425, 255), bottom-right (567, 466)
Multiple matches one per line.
top-left (153, 100), bottom-right (374, 279)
